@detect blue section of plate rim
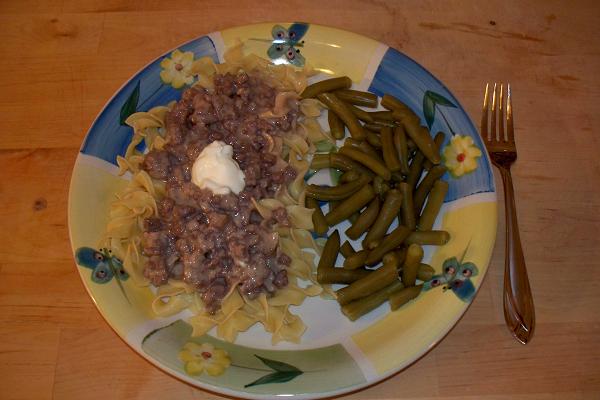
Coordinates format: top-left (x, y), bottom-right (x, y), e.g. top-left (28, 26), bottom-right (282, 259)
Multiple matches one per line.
top-left (80, 36), bottom-right (219, 164)
top-left (368, 47), bottom-right (495, 202)
top-left (78, 33), bottom-right (495, 203)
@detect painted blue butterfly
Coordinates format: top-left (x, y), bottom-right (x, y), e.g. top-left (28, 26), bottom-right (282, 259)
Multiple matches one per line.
top-left (423, 256), bottom-right (479, 302)
top-left (266, 23), bottom-right (309, 67)
top-left (75, 247), bottom-right (129, 284)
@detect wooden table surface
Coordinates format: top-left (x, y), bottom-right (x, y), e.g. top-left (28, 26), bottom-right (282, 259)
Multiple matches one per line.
top-left (1, 1), bottom-right (599, 399)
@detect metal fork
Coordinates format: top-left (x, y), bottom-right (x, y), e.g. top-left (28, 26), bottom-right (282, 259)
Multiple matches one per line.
top-left (481, 83), bottom-right (535, 344)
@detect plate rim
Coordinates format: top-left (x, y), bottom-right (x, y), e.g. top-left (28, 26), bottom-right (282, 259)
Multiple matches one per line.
top-left (67, 21), bottom-right (498, 399)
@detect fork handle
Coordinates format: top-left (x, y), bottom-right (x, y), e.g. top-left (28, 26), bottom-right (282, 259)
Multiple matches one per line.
top-left (499, 167), bottom-right (535, 344)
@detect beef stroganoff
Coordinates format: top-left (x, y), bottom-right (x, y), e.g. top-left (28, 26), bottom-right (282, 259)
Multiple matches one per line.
top-left (102, 45), bottom-right (330, 344)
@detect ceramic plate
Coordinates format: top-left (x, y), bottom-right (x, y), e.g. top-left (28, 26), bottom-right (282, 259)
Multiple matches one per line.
top-left (68, 22), bottom-right (497, 399)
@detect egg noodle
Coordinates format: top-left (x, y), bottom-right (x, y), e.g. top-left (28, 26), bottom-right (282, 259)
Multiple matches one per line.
top-left (101, 43), bottom-right (335, 344)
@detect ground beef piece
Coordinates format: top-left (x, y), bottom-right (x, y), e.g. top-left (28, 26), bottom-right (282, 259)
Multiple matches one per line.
top-left (282, 165), bottom-right (297, 182)
top-left (182, 251), bottom-right (206, 285)
top-left (212, 94), bottom-right (237, 121)
top-left (142, 150), bottom-right (172, 180)
top-left (144, 217), bottom-right (163, 232)
top-left (206, 212), bottom-right (229, 229)
top-left (213, 73), bottom-right (237, 97)
top-left (142, 231), bottom-right (166, 256)
top-left (144, 256), bottom-right (169, 286)
top-left (190, 93), bottom-right (218, 125)
top-left (278, 253), bottom-right (291, 266)
top-left (157, 198), bottom-right (174, 217)
top-left (165, 99), bottom-right (192, 144)
top-left (202, 278), bottom-right (228, 313)
top-left (141, 71), bottom-right (301, 313)
top-left (217, 193), bottom-right (238, 211)
top-left (272, 207), bottom-right (291, 227)
top-left (273, 270), bottom-right (288, 288)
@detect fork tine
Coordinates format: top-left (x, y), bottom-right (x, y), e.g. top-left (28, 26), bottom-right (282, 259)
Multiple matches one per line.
top-left (507, 83), bottom-right (514, 143)
top-left (481, 83), bottom-right (489, 140)
top-left (499, 83), bottom-right (505, 141)
top-left (491, 83), bottom-right (498, 141)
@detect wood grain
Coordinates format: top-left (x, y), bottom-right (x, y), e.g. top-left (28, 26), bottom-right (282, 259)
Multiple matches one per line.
top-left (1, 0), bottom-right (599, 399)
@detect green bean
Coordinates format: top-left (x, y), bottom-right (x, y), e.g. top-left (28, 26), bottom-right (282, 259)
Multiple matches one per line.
top-left (346, 197), bottom-right (380, 240)
top-left (399, 115), bottom-right (441, 165)
top-left (413, 165), bottom-right (447, 215)
top-left (407, 138), bottom-right (416, 151)
top-left (361, 141), bottom-right (384, 162)
top-left (365, 225), bottom-right (412, 265)
top-left (330, 153), bottom-right (373, 177)
top-left (344, 137), bottom-right (361, 147)
top-left (363, 189), bottom-right (403, 249)
top-left (423, 132), bottom-right (445, 170)
top-left (393, 125), bottom-right (410, 175)
top-left (406, 230), bottom-right (450, 246)
top-left (325, 184), bottom-right (376, 226)
top-left (318, 93), bottom-right (367, 140)
top-left (317, 267), bottom-right (371, 284)
top-left (401, 243), bottom-right (423, 287)
top-left (391, 171), bottom-right (405, 183)
top-left (310, 153), bottom-right (331, 170)
top-left (329, 200), bottom-right (340, 212)
top-left (366, 131), bottom-right (382, 148)
top-left (398, 182), bottom-right (416, 230)
top-left (406, 151), bottom-right (425, 189)
top-left (301, 76), bottom-right (352, 99)
top-left (370, 118), bottom-right (397, 128)
top-left (338, 147), bottom-right (391, 180)
top-left (337, 252), bottom-right (400, 305)
top-left (341, 280), bottom-right (404, 321)
top-left (389, 285), bottom-right (423, 310)
top-left (394, 247), bottom-right (407, 264)
top-left (340, 241), bottom-right (356, 258)
top-left (364, 123), bottom-right (382, 132)
top-left (372, 175), bottom-right (390, 197)
top-left (381, 126), bottom-right (402, 172)
top-left (334, 89), bottom-right (378, 108)
top-left (317, 230), bottom-right (340, 278)
top-left (306, 174), bottom-right (371, 201)
top-left (306, 197), bottom-right (328, 236)
top-left (381, 94), bottom-right (420, 121)
top-left (344, 141), bottom-right (382, 163)
top-left (348, 212), bottom-right (360, 224)
top-left (348, 104), bottom-right (374, 123)
top-left (343, 249), bottom-right (369, 270)
top-left (328, 110), bottom-right (346, 140)
top-left (340, 169), bottom-right (361, 183)
top-left (368, 239), bottom-right (381, 249)
top-left (418, 180), bottom-right (449, 231)
top-left (370, 110), bottom-right (394, 121)
top-left (417, 263), bottom-right (434, 281)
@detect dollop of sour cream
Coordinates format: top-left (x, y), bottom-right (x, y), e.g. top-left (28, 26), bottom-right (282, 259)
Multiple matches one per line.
top-left (191, 141), bottom-right (245, 195)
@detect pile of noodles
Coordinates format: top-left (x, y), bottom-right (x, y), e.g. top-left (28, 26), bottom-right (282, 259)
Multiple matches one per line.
top-left (101, 44), bottom-right (336, 344)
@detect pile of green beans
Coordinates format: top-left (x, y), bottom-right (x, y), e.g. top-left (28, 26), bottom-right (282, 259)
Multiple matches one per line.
top-left (301, 77), bottom-right (451, 321)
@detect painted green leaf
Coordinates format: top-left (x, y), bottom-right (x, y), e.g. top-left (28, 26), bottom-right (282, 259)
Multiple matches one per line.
top-left (329, 168), bottom-right (343, 186)
top-left (423, 94), bottom-right (436, 131)
top-left (315, 140), bottom-right (337, 153)
top-left (255, 355), bottom-right (301, 372)
top-left (119, 81), bottom-right (140, 125)
top-left (304, 169), bottom-right (317, 181)
top-left (426, 90), bottom-right (457, 108)
top-left (107, 258), bottom-right (130, 304)
top-left (244, 371), bottom-right (303, 388)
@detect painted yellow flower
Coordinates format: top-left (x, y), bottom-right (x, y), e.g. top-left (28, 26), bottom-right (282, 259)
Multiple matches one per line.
top-left (160, 49), bottom-right (195, 89)
top-left (443, 135), bottom-right (482, 177)
top-left (178, 342), bottom-right (231, 376)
